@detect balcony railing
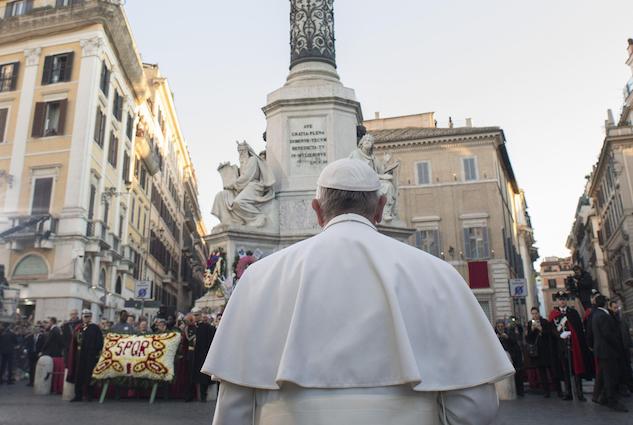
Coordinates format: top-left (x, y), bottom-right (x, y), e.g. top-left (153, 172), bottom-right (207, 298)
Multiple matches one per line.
top-left (3, 215), bottom-right (58, 239)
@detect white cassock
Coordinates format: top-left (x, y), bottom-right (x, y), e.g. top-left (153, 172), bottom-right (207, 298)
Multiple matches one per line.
top-left (202, 213), bottom-right (515, 425)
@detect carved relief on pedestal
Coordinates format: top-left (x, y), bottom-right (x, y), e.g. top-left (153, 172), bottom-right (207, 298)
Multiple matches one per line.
top-left (279, 198), bottom-right (319, 232)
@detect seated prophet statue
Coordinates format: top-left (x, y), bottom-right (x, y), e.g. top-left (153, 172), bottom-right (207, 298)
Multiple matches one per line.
top-left (212, 141), bottom-right (275, 228)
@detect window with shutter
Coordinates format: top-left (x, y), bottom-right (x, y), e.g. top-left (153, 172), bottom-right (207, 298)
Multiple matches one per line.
top-left (0, 108), bottom-right (8, 143)
top-left (5, 1), bottom-right (30, 17)
top-left (9, 62), bottom-right (19, 91)
top-left (416, 161), bottom-right (431, 185)
top-left (31, 177), bottom-right (53, 215)
top-left (118, 215), bottom-right (124, 239)
top-left (415, 229), bottom-right (440, 257)
top-left (3, 2), bottom-right (13, 17)
top-left (126, 114), bottom-right (134, 140)
top-left (43, 101), bottom-right (64, 136)
top-left (140, 165), bottom-right (147, 191)
top-left (57, 99), bottom-right (67, 134)
top-left (31, 102), bottom-right (45, 138)
top-left (99, 61), bottom-right (110, 97)
top-left (42, 53), bottom-right (73, 85)
top-left (463, 226), bottom-right (490, 260)
top-left (108, 133), bottom-right (118, 167)
top-left (93, 109), bottom-right (105, 147)
top-left (113, 91), bottom-right (123, 121)
top-left (122, 151), bottom-right (131, 183)
top-left (41, 56), bottom-right (53, 85)
top-left (463, 157), bottom-right (478, 181)
top-left (115, 276), bottom-right (122, 295)
top-left (0, 62), bottom-right (19, 92)
top-left (103, 200), bottom-right (109, 227)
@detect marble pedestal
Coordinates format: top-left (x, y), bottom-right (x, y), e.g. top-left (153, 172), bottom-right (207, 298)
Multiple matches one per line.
top-left (263, 61), bottom-right (363, 237)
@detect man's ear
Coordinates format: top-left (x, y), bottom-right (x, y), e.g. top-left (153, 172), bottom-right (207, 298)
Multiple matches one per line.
top-left (373, 195), bottom-right (387, 224)
top-left (311, 198), bottom-right (326, 228)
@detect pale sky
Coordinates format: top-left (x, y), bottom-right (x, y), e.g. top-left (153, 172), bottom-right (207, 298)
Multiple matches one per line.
top-left (124, 0), bottom-right (633, 262)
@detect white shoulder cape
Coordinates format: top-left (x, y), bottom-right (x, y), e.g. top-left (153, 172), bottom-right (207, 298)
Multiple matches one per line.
top-left (202, 214), bottom-right (514, 391)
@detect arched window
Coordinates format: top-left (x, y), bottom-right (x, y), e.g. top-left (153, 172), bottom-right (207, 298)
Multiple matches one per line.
top-left (99, 269), bottom-right (106, 288)
top-left (13, 255), bottom-right (48, 277)
top-left (83, 259), bottom-right (93, 284)
top-left (115, 276), bottom-right (122, 295)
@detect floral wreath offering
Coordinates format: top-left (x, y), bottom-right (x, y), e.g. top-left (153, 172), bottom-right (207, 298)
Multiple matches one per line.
top-left (204, 248), bottom-right (227, 296)
top-left (92, 332), bottom-right (181, 384)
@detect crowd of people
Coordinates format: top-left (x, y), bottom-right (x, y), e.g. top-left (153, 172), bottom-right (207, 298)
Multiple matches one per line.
top-left (0, 306), bottom-right (220, 402)
top-left (495, 266), bottom-right (633, 413)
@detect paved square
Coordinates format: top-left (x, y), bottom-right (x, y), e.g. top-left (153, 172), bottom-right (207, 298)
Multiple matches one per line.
top-left (1, 384), bottom-right (632, 425)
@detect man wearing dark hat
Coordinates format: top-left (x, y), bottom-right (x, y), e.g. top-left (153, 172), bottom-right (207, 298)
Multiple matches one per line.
top-left (549, 291), bottom-right (590, 400)
top-left (67, 309), bottom-right (103, 402)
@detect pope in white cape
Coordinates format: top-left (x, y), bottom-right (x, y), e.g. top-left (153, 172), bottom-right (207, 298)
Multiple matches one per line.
top-left (203, 158), bottom-right (515, 425)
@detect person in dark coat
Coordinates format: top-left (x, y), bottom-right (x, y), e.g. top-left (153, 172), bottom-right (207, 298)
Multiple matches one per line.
top-left (110, 310), bottom-right (132, 333)
top-left (609, 300), bottom-right (633, 394)
top-left (0, 323), bottom-right (18, 384)
top-left (549, 291), bottom-right (591, 401)
top-left (25, 324), bottom-right (46, 386)
top-left (495, 320), bottom-right (524, 396)
top-left (67, 310), bottom-right (103, 402)
top-left (61, 309), bottom-right (80, 366)
top-left (592, 295), bottom-right (628, 412)
top-left (41, 317), bottom-right (64, 358)
top-left (186, 308), bottom-right (215, 402)
top-left (526, 307), bottom-right (559, 397)
top-left (571, 265), bottom-right (595, 310)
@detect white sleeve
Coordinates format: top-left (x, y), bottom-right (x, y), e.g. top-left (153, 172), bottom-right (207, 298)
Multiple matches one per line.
top-left (212, 382), bottom-right (255, 425)
top-left (439, 384), bottom-right (499, 425)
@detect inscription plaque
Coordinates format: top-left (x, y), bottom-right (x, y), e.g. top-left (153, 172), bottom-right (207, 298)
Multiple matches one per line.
top-left (289, 117), bottom-right (328, 175)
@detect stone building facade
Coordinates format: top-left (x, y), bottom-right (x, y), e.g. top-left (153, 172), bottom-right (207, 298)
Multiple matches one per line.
top-left (0, 0), bottom-right (206, 321)
top-left (368, 113), bottom-right (539, 323)
top-left (567, 39), bottom-right (633, 325)
top-left (538, 256), bottom-right (577, 315)
top-left (566, 189), bottom-right (609, 297)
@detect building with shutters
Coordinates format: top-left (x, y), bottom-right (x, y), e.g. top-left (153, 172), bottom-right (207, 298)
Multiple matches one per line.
top-left (0, 0), bottom-right (207, 321)
top-left (367, 113), bottom-right (539, 323)
top-left (565, 39), bottom-right (633, 326)
top-left (538, 256), bottom-right (577, 315)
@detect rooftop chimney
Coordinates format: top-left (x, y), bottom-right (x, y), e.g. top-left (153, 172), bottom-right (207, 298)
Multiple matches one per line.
top-left (448, 117), bottom-right (454, 128)
top-left (465, 118), bottom-right (473, 128)
top-left (605, 109), bottom-right (615, 131)
top-left (375, 112), bottom-right (380, 119)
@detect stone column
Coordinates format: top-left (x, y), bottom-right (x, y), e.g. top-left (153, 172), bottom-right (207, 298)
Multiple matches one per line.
top-left (3, 48), bottom-right (41, 217)
top-left (60, 36), bottom-right (105, 232)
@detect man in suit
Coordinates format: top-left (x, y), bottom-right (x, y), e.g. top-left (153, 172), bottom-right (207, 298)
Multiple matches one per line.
top-left (41, 317), bottom-right (64, 358)
top-left (592, 295), bottom-right (628, 412)
top-left (609, 300), bottom-right (633, 394)
top-left (186, 307), bottom-right (215, 402)
top-left (0, 322), bottom-right (18, 384)
top-left (61, 309), bottom-right (80, 365)
top-left (25, 324), bottom-right (46, 386)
